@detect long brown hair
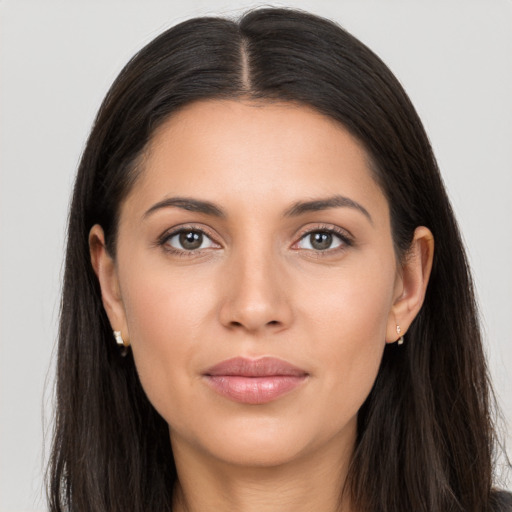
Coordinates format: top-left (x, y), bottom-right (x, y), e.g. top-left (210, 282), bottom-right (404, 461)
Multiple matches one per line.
top-left (48, 8), bottom-right (510, 511)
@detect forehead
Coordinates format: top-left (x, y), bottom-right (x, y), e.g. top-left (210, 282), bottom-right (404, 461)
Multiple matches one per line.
top-left (123, 99), bottom-right (388, 221)
top-left (148, 99), bottom-right (369, 169)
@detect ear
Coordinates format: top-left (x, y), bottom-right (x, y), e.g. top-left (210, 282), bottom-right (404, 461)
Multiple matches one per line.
top-left (89, 224), bottom-right (129, 342)
top-left (386, 226), bottom-right (434, 343)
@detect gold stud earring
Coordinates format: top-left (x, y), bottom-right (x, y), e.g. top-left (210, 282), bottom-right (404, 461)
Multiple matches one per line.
top-left (396, 325), bottom-right (404, 345)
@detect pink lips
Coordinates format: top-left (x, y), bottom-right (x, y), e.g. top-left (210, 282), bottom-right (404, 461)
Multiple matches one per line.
top-left (203, 357), bottom-right (308, 405)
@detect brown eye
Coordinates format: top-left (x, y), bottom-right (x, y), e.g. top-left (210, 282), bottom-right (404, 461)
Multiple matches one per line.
top-left (165, 229), bottom-right (216, 252)
top-left (310, 232), bottom-right (333, 250)
top-left (296, 230), bottom-right (344, 251)
top-left (179, 231), bottom-right (203, 250)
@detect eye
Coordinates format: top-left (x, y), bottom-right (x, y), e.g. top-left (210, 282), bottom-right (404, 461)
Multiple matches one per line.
top-left (296, 230), bottom-right (347, 251)
top-left (164, 229), bottom-right (217, 252)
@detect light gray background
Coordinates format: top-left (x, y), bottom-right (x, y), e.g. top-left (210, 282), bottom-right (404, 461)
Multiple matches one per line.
top-left (1, 1), bottom-right (511, 510)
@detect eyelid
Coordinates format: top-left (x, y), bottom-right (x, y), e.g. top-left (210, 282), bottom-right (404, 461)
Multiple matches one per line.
top-left (157, 224), bottom-right (222, 254)
top-left (292, 224), bottom-right (354, 251)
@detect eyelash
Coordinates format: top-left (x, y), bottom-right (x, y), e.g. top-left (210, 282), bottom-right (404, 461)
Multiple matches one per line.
top-left (157, 225), bottom-right (219, 258)
top-left (157, 224), bottom-right (353, 257)
top-left (293, 224), bottom-right (353, 256)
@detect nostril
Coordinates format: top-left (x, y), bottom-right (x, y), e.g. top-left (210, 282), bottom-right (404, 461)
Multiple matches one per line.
top-left (228, 320), bottom-right (280, 329)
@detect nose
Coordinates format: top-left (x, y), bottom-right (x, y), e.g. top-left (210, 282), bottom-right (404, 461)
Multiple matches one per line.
top-left (218, 246), bottom-right (293, 334)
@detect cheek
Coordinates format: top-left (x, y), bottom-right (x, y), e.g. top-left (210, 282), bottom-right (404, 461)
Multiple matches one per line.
top-left (298, 257), bottom-right (395, 410)
top-left (122, 253), bottom-right (217, 336)
top-left (301, 254), bottom-right (395, 340)
top-left (119, 265), bottom-right (217, 419)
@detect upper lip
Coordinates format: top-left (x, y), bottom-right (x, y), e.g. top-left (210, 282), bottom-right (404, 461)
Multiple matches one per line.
top-left (204, 357), bottom-right (308, 377)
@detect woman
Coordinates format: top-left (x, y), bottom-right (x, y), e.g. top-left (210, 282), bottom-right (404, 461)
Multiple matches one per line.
top-left (48, 7), bottom-right (511, 512)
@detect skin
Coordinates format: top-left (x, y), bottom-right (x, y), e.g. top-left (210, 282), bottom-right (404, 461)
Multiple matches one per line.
top-left (90, 100), bottom-right (434, 512)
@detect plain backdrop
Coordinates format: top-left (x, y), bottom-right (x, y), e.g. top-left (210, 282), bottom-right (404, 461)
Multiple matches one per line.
top-left (1, 0), bottom-right (511, 510)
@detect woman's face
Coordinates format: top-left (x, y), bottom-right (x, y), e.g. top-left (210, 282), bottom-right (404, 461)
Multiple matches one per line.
top-left (95, 100), bottom-right (412, 469)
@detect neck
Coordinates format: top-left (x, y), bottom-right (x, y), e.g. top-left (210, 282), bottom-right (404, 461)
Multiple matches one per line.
top-left (171, 433), bottom-right (355, 512)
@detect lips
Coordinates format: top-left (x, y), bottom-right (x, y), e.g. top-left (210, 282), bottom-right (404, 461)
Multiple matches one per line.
top-left (203, 357), bottom-right (308, 405)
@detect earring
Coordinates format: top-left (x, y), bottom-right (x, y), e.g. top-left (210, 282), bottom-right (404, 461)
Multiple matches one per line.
top-left (113, 330), bottom-right (130, 356)
top-left (396, 325), bottom-right (404, 345)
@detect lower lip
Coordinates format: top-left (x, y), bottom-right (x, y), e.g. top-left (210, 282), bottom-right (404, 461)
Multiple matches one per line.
top-left (204, 375), bottom-right (307, 404)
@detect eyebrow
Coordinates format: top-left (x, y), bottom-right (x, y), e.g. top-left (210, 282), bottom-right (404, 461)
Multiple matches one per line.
top-left (143, 194), bottom-right (372, 223)
top-left (143, 197), bottom-right (225, 219)
top-left (284, 195), bottom-right (373, 224)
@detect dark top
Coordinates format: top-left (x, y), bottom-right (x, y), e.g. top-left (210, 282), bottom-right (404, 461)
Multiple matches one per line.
top-left (492, 490), bottom-right (512, 511)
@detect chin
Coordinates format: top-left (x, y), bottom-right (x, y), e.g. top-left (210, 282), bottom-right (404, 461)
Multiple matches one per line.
top-left (171, 411), bottom-right (356, 470)
top-left (204, 435), bottom-right (311, 468)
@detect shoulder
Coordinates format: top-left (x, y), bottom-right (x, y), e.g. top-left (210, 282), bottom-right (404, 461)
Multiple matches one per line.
top-left (491, 490), bottom-right (512, 512)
